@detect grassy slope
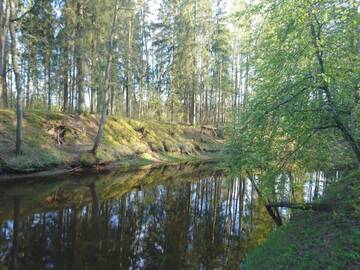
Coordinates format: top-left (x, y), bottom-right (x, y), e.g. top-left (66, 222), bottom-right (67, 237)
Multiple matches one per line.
top-left (243, 170), bottom-right (360, 270)
top-left (0, 110), bottom-right (224, 174)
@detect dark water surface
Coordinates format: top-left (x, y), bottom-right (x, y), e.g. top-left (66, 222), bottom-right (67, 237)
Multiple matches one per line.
top-left (0, 162), bottom-right (275, 269)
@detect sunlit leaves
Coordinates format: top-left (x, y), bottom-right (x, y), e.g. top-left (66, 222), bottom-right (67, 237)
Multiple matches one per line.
top-left (229, 0), bottom-right (360, 184)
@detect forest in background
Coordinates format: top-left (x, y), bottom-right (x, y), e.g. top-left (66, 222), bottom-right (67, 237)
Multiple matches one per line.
top-left (0, 0), bottom-right (249, 126)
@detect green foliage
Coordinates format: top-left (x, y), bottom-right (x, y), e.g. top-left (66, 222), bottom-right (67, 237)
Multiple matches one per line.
top-left (229, 0), bottom-right (360, 183)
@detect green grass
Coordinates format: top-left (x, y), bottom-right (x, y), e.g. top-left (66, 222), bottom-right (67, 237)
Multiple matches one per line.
top-left (243, 170), bottom-right (360, 270)
top-left (0, 110), bottom-right (224, 174)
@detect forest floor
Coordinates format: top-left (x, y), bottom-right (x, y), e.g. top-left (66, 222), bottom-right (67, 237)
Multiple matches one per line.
top-left (0, 109), bottom-right (225, 179)
top-left (243, 169), bottom-right (360, 270)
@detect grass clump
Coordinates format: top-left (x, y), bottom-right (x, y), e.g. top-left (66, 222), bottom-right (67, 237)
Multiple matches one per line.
top-left (4, 148), bottom-right (67, 172)
top-left (242, 171), bottom-right (360, 270)
top-left (79, 152), bottom-right (97, 167)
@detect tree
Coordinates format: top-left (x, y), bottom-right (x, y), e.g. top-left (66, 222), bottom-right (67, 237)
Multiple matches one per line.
top-left (75, 0), bottom-right (85, 114)
top-left (0, 0), bottom-right (9, 107)
top-left (9, 0), bottom-right (23, 155)
top-left (1, 0), bottom-right (243, 129)
top-left (229, 0), bottom-right (360, 184)
top-left (92, 0), bottom-right (120, 154)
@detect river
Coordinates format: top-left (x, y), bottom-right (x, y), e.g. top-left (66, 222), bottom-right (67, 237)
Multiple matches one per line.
top-left (0, 161), bottom-right (333, 269)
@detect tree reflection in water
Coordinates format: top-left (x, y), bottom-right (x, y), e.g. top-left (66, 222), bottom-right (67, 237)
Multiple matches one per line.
top-left (0, 164), bottom-right (275, 269)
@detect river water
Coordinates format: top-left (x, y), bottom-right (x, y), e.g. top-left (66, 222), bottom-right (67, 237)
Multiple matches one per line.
top-left (0, 161), bottom-right (331, 269)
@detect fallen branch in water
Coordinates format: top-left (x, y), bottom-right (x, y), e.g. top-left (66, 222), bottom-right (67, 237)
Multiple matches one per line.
top-left (266, 202), bottom-right (333, 212)
top-left (246, 170), bottom-right (283, 226)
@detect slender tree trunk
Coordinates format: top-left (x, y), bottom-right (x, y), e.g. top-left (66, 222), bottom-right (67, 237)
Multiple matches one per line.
top-left (199, 67), bottom-right (203, 124)
top-left (238, 59), bottom-right (243, 111)
top-left (70, 48), bottom-right (76, 113)
top-left (46, 50), bottom-right (51, 111)
top-left (0, 0), bottom-right (9, 108)
top-left (30, 57), bottom-right (36, 108)
top-left (126, 16), bottom-right (133, 118)
top-left (92, 0), bottom-right (119, 154)
top-left (110, 85), bottom-right (114, 115)
top-left (1, 42), bottom-right (8, 107)
top-left (217, 62), bottom-right (222, 125)
top-left (247, 173), bottom-right (283, 226)
top-left (90, 33), bottom-right (97, 114)
top-left (243, 55), bottom-right (249, 109)
top-left (204, 59), bottom-right (208, 123)
top-left (62, 41), bottom-right (69, 112)
top-left (233, 43), bottom-right (238, 110)
top-left (139, 76), bottom-right (143, 118)
top-left (76, 54), bottom-right (84, 113)
top-left (309, 16), bottom-right (360, 164)
top-left (139, 5), bottom-right (148, 119)
top-left (76, 0), bottom-right (84, 114)
top-left (189, 0), bottom-right (197, 125)
top-left (26, 53), bottom-right (30, 108)
top-left (9, 0), bottom-right (23, 155)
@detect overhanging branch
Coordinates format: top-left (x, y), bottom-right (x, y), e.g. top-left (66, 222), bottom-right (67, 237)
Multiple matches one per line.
top-left (10, 0), bottom-right (40, 22)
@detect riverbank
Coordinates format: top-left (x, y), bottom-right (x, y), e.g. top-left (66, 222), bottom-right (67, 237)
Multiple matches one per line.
top-left (243, 169), bottom-right (360, 269)
top-left (0, 110), bottom-right (224, 179)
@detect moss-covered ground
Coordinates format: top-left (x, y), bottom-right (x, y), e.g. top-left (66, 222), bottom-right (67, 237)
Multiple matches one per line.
top-left (243, 170), bottom-right (360, 270)
top-left (0, 110), bottom-right (224, 175)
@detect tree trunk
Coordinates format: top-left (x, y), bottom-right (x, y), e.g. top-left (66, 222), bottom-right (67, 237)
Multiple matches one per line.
top-left (309, 16), bottom-right (360, 164)
top-left (76, 53), bottom-right (84, 114)
top-left (90, 32), bottom-right (97, 114)
top-left (76, 0), bottom-right (84, 114)
top-left (189, 0), bottom-right (197, 126)
top-left (139, 5), bottom-right (148, 119)
top-left (0, 0), bottom-right (9, 108)
top-left (125, 15), bottom-right (133, 118)
top-left (70, 48), bottom-right (76, 113)
top-left (92, 0), bottom-right (119, 154)
top-left (1, 38), bottom-right (8, 108)
top-left (9, 0), bottom-right (23, 155)
top-left (247, 172), bottom-right (283, 226)
top-left (243, 55), bottom-right (249, 109)
top-left (217, 62), bottom-right (222, 125)
top-left (139, 76), bottom-right (143, 118)
top-left (46, 50), bottom-right (51, 111)
top-left (63, 41), bottom-right (69, 112)
top-left (204, 59), bottom-right (208, 123)
top-left (26, 52), bottom-right (30, 108)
